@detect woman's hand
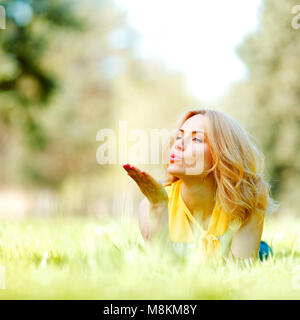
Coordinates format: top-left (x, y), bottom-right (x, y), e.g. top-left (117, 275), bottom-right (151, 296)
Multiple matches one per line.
top-left (123, 164), bottom-right (169, 241)
top-left (122, 164), bottom-right (168, 205)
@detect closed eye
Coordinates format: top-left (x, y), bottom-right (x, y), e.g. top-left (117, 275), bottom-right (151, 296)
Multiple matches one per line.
top-left (176, 136), bottom-right (203, 142)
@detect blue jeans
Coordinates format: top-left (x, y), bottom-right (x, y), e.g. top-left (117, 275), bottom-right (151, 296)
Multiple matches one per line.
top-left (258, 240), bottom-right (273, 261)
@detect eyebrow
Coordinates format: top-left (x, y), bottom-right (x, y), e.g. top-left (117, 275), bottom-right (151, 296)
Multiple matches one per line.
top-left (178, 129), bottom-right (205, 134)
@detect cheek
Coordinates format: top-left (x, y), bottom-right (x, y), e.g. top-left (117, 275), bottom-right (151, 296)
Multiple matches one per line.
top-left (182, 145), bottom-right (205, 166)
top-left (193, 144), bottom-right (212, 163)
top-left (191, 144), bottom-right (205, 157)
top-left (204, 146), bottom-right (213, 164)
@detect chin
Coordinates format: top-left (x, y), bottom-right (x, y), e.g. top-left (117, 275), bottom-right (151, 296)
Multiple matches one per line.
top-left (167, 164), bottom-right (185, 176)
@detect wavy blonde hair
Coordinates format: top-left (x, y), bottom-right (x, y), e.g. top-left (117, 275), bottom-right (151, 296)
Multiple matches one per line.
top-left (163, 108), bottom-right (280, 224)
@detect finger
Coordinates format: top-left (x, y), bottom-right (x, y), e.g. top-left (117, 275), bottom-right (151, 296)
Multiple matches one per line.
top-left (132, 175), bottom-right (157, 202)
top-left (140, 170), bottom-right (161, 188)
top-left (135, 170), bottom-right (163, 196)
top-left (126, 166), bottom-right (144, 182)
top-left (123, 164), bottom-right (165, 203)
top-left (123, 164), bottom-right (147, 183)
top-left (128, 165), bottom-right (144, 176)
top-left (123, 165), bottom-right (151, 193)
top-left (123, 163), bottom-right (135, 174)
top-left (126, 170), bottom-right (144, 187)
top-left (123, 164), bottom-right (143, 178)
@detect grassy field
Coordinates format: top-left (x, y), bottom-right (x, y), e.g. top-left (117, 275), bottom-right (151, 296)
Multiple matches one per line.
top-left (0, 213), bottom-right (299, 299)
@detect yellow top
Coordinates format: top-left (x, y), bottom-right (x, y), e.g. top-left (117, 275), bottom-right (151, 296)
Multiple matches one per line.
top-left (164, 179), bottom-right (240, 259)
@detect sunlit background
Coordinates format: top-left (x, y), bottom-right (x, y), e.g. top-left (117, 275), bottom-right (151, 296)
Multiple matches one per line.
top-left (0, 0), bottom-right (299, 220)
top-left (0, 0), bottom-right (300, 299)
top-left (114, 0), bottom-right (261, 103)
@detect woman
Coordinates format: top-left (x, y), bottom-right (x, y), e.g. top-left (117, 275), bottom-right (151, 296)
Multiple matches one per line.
top-left (123, 108), bottom-right (278, 263)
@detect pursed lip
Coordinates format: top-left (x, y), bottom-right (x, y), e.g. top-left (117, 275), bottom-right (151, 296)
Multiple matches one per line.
top-left (170, 153), bottom-right (182, 162)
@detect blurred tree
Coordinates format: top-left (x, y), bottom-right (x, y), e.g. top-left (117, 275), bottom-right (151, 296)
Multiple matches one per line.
top-left (0, 0), bottom-right (196, 208)
top-left (221, 0), bottom-right (300, 213)
top-left (0, 0), bottom-right (83, 151)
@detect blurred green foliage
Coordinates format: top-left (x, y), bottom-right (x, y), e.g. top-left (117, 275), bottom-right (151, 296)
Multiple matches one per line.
top-left (222, 0), bottom-right (300, 213)
top-left (0, 0), bottom-right (299, 217)
top-left (0, 0), bottom-right (84, 150)
top-left (0, 0), bottom-right (195, 190)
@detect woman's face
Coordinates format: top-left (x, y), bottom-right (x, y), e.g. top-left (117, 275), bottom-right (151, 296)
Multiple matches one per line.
top-left (168, 114), bottom-right (213, 176)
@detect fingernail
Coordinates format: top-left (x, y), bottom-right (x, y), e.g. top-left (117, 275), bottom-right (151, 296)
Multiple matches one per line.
top-left (141, 171), bottom-right (145, 175)
top-left (123, 164), bottom-right (130, 169)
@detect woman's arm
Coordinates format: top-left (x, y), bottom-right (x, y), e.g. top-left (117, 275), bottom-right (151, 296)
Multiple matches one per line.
top-left (138, 197), bottom-right (168, 241)
top-left (123, 164), bottom-right (169, 241)
top-left (227, 211), bottom-right (264, 262)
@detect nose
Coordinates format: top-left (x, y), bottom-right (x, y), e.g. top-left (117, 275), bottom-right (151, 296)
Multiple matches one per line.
top-left (175, 144), bottom-right (183, 152)
top-left (174, 138), bottom-right (184, 152)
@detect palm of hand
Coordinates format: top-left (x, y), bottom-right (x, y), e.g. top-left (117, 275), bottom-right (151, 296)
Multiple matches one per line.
top-left (123, 164), bottom-right (168, 205)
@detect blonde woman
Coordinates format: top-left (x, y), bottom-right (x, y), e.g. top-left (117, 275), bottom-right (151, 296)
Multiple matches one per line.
top-left (123, 109), bottom-right (278, 262)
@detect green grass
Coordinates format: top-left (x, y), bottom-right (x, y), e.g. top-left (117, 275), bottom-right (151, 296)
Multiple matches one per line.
top-left (0, 214), bottom-right (299, 299)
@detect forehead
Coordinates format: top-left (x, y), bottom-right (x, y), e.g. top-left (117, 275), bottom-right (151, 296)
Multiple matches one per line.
top-left (180, 114), bottom-right (207, 134)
